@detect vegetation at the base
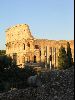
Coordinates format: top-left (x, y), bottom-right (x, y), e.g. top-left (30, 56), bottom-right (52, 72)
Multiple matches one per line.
top-left (66, 42), bottom-right (73, 68)
top-left (0, 55), bottom-right (36, 92)
top-left (0, 42), bottom-right (73, 92)
top-left (0, 50), bottom-right (6, 56)
top-left (58, 45), bottom-right (67, 69)
top-left (58, 42), bottom-right (73, 69)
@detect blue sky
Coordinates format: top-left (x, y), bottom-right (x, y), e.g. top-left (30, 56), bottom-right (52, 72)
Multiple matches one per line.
top-left (0, 0), bottom-right (74, 50)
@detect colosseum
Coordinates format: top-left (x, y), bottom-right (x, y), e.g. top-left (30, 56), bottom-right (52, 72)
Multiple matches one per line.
top-left (6, 24), bottom-right (74, 68)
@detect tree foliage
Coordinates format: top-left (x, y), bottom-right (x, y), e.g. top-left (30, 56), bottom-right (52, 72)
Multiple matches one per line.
top-left (66, 42), bottom-right (73, 68)
top-left (0, 55), bottom-right (36, 92)
top-left (0, 50), bottom-right (6, 56)
top-left (58, 42), bottom-right (73, 69)
top-left (58, 45), bottom-right (67, 69)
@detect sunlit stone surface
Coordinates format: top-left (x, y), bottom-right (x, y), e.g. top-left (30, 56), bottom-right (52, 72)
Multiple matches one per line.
top-left (6, 24), bottom-right (74, 68)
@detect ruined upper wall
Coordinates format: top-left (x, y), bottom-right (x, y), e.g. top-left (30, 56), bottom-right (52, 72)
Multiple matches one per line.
top-left (35, 39), bottom-right (74, 46)
top-left (5, 24), bottom-right (74, 60)
top-left (34, 39), bottom-right (73, 47)
top-left (6, 24), bottom-right (34, 43)
top-left (35, 39), bottom-right (74, 60)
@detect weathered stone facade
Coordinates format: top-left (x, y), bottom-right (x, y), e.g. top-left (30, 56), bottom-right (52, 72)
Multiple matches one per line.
top-left (6, 24), bottom-right (74, 68)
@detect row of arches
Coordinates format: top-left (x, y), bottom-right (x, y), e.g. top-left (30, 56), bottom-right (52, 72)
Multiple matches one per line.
top-left (23, 42), bottom-right (30, 50)
top-left (23, 55), bottom-right (36, 63)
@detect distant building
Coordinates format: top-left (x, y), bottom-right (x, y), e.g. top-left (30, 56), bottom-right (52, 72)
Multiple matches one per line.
top-left (5, 24), bottom-right (74, 68)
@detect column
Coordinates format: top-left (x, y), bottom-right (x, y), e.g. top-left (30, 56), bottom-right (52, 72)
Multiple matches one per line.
top-left (54, 48), bottom-right (56, 68)
top-left (49, 47), bottom-right (52, 69)
top-left (47, 46), bottom-right (50, 64)
top-left (52, 47), bottom-right (54, 67)
top-left (41, 46), bottom-right (45, 63)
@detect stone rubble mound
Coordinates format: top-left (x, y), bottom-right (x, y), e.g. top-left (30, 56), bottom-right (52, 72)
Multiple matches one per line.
top-left (0, 66), bottom-right (74, 100)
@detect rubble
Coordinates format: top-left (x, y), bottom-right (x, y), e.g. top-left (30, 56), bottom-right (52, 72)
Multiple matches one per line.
top-left (0, 66), bottom-right (74, 100)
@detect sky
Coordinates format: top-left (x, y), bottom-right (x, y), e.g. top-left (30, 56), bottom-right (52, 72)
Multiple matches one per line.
top-left (0, 0), bottom-right (74, 50)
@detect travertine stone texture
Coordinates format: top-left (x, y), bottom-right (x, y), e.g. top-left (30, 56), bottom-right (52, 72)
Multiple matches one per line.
top-left (6, 24), bottom-right (74, 68)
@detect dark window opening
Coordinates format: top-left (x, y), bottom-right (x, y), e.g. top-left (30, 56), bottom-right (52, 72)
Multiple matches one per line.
top-left (34, 55), bottom-right (36, 63)
top-left (27, 42), bottom-right (30, 47)
top-left (40, 51), bottom-right (41, 56)
top-left (35, 45), bottom-right (39, 49)
top-left (23, 44), bottom-right (25, 50)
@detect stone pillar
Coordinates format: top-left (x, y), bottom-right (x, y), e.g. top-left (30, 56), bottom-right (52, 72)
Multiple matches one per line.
top-left (50, 61), bottom-right (51, 70)
top-left (20, 42), bottom-right (23, 51)
top-left (25, 42), bottom-right (29, 51)
top-left (30, 40), bottom-right (34, 52)
top-left (17, 55), bottom-right (20, 66)
top-left (41, 47), bottom-right (45, 63)
top-left (49, 47), bottom-right (52, 67)
top-left (47, 46), bottom-right (50, 64)
top-left (36, 50), bottom-right (40, 63)
top-left (12, 43), bottom-right (14, 53)
top-left (52, 47), bottom-right (54, 67)
top-left (54, 48), bottom-right (56, 68)
top-left (44, 47), bottom-right (47, 68)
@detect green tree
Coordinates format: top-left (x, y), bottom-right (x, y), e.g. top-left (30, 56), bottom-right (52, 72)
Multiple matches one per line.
top-left (58, 45), bottom-right (67, 69)
top-left (0, 55), bottom-right (12, 70)
top-left (0, 50), bottom-right (6, 56)
top-left (66, 42), bottom-right (73, 68)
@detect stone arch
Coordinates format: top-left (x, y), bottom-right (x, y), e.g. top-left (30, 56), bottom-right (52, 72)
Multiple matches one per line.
top-left (34, 55), bottom-right (36, 63)
top-left (27, 42), bottom-right (30, 47)
top-left (27, 56), bottom-right (30, 63)
top-left (35, 45), bottom-right (39, 49)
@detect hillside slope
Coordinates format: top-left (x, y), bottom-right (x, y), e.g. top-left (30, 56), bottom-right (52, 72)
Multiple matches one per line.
top-left (0, 66), bottom-right (74, 100)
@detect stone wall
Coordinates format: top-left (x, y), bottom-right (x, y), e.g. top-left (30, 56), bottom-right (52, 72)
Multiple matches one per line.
top-left (6, 24), bottom-right (74, 68)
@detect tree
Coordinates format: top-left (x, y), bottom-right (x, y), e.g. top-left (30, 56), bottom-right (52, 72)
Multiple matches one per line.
top-left (66, 42), bottom-right (73, 68)
top-left (0, 50), bottom-right (6, 56)
top-left (0, 55), bottom-right (12, 70)
top-left (58, 45), bottom-right (67, 69)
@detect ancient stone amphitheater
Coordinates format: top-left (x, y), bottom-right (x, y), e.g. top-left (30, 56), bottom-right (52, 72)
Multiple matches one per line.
top-left (6, 24), bottom-right (74, 68)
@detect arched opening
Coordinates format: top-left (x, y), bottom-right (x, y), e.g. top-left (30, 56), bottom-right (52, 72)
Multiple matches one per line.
top-left (27, 42), bottom-right (30, 47)
top-left (23, 43), bottom-right (25, 50)
top-left (34, 55), bottom-right (36, 63)
top-left (35, 45), bottom-right (39, 49)
top-left (40, 50), bottom-right (41, 56)
top-left (27, 56), bottom-right (30, 63)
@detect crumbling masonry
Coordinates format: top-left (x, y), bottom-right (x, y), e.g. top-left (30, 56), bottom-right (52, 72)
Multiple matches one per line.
top-left (6, 24), bottom-right (74, 68)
